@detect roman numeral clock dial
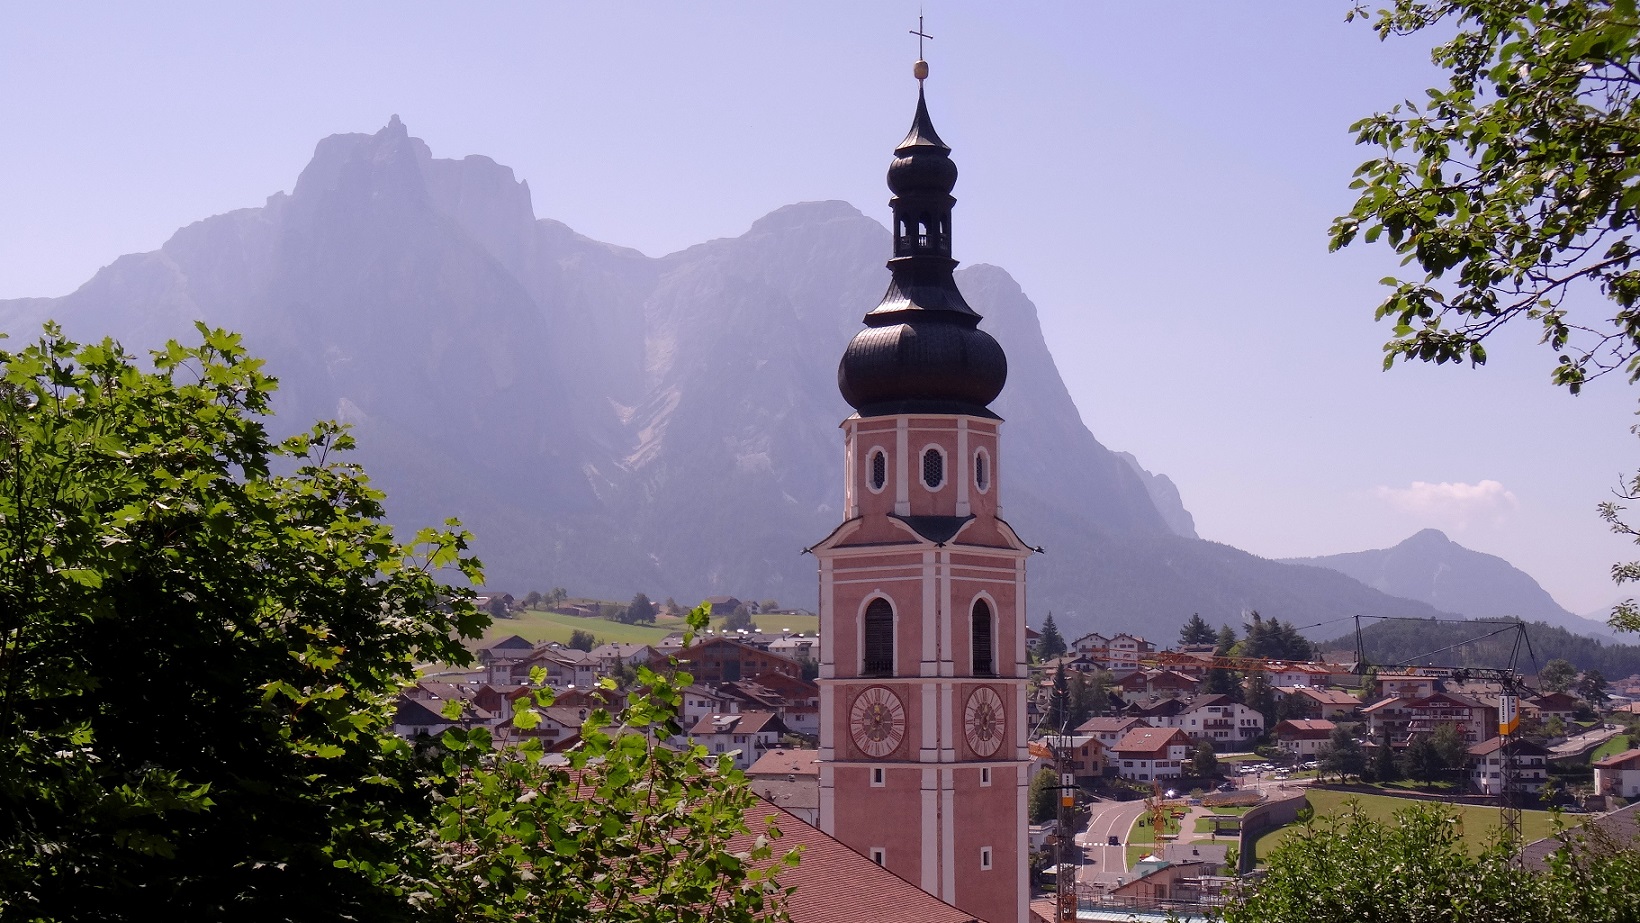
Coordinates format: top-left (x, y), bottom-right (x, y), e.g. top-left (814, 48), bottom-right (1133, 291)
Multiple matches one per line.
top-left (849, 685), bottom-right (906, 758)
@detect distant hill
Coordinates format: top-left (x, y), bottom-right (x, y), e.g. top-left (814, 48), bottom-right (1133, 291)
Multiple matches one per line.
top-left (1320, 616), bottom-right (1640, 681)
top-left (1284, 529), bottom-right (1618, 641)
top-left (0, 118), bottom-right (1464, 640)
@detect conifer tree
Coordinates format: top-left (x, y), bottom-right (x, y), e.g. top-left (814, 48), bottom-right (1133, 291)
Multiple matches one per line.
top-left (1038, 613), bottom-right (1067, 658)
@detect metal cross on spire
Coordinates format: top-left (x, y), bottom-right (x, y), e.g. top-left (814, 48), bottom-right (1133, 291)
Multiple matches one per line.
top-left (910, 13), bottom-right (932, 83)
top-left (910, 14), bottom-right (933, 57)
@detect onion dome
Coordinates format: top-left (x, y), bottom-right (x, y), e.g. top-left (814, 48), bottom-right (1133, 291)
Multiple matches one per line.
top-left (838, 61), bottom-right (1007, 418)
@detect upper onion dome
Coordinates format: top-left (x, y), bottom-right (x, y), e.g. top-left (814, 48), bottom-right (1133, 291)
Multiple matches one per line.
top-left (838, 61), bottom-right (1007, 419)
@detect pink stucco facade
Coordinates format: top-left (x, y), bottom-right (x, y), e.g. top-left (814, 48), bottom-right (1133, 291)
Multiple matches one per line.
top-left (816, 413), bottom-right (1033, 923)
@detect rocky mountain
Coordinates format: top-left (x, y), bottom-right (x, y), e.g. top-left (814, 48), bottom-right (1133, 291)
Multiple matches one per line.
top-left (1284, 529), bottom-right (1618, 641)
top-left (0, 118), bottom-right (1464, 639)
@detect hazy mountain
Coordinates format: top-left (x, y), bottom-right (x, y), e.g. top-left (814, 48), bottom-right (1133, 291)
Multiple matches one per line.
top-left (1284, 528), bottom-right (1618, 641)
top-left (1113, 451), bottom-right (1197, 540)
top-left (1, 118), bottom-right (1464, 639)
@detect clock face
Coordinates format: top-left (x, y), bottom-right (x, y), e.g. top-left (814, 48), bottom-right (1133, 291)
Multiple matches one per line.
top-left (964, 686), bottom-right (1005, 757)
top-left (849, 685), bottom-right (907, 758)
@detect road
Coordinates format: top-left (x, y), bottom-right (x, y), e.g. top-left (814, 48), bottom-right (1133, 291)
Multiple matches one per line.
top-left (1072, 799), bottom-right (1148, 887)
top-left (1551, 724), bottom-right (1623, 760)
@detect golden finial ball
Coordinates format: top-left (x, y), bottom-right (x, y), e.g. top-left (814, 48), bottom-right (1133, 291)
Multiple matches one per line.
top-left (914, 59), bottom-right (929, 80)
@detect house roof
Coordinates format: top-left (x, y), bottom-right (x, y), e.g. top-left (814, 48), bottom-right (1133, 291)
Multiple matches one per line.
top-left (691, 711), bottom-right (788, 737)
top-left (1272, 719), bottom-right (1336, 739)
top-left (1111, 727), bottom-right (1191, 756)
top-left (1410, 691), bottom-right (1487, 709)
top-left (747, 747), bottom-right (820, 778)
top-left (749, 777), bottom-right (819, 813)
top-left (1360, 696), bottom-right (1410, 714)
top-left (1469, 737), bottom-right (1549, 757)
top-left (1075, 716), bottom-right (1151, 735)
top-left (740, 801), bottom-right (977, 923)
top-left (1278, 686), bottom-right (1361, 706)
top-left (1521, 802), bottom-right (1640, 873)
top-left (1594, 747), bottom-right (1640, 770)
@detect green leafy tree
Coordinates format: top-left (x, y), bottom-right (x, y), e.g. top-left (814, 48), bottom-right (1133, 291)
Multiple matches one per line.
top-left (724, 604), bottom-right (755, 632)
top-left (1190, 740), bottom-right (1219, 779)
top-left (1037, 613), bottom-right (1067, 658)
top-left (423, 602), bottom-right (798, 921)
top-left (1319, 724), bottom-right (1369, 782)
top-left (1543, 657), bottom-right (1579, 692)
top-left (0, 325), bottom-right (485, 920)
top-left (758, 599), bottom-right (780, 613)
top-left (619, 591), bottom-right (656, 625)
top-left (1430, 722), bottom-right (1471, 771)
top-left (567, 629), bottom-right (598, 652)
top-left (522, 590), bottom-right (543, 608)
top-left (1332, 1), bottom-right (1640, 633)
top-left (1246, 671), bottom-right (1277, 731)
top-left (1579, 667), bottom-right (1611, 707)
top-left (1028, 766), bottom-right (1059, 824)
top-left (1372, 724), bottom-right (1401, 783)
top-left (1179, 613), bottom-right (1216, 646)
top-left (1400, 734), bottom-right (1445, 785)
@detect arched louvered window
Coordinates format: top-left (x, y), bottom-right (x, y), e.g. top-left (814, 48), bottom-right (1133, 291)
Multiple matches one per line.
top-left (869, 449), bottom-right (887, 491)
top-left (974, 450), bottom-right (989, 492)
top-left (971, 599), bottom-right (994, 676)
top-left (863, 598), bottom-right (895, 676)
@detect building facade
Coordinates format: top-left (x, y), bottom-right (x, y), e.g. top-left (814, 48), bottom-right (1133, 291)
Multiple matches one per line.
top-left (813, 60), bottom-right (1033, 923)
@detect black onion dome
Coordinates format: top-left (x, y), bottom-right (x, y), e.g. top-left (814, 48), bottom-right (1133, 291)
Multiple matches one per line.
top-left (887, 90), bottom-right (957, 197)
top-left (838, 72), bottom-right (1006, 418)
top-left (838, 318), bottom-right (1006, 418)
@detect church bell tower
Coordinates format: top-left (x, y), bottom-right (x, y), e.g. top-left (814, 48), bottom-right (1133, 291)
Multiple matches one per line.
top-left (813, 55), bottom-right (1034, 923)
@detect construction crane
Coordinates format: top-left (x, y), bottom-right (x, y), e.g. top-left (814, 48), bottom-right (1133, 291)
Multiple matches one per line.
top-left (1352, 615), bottom-right (1540, 860)
top-left (1026, 666), bottom-right (1082, 922)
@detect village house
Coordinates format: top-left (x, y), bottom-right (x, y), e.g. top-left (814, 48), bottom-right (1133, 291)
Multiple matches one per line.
top-left (1406, 691), bottom-right (1497, 745)
top-left (1374, 671), bottom-right (1439, 700)
top-left (1071, 631), bottom-right (1109, 659)
top-left (1274, 685), bottom-right (1361, 720)
top-left (675, 636), bottom-right (803, 684)
top-left (1112, 669), bottom-right (1199, 705)
top-left (1107, 633), bottom-right (1156, 672)
top-left (690, 711), bottom-right (790, 770)
top-left (1468, 737), bottom-right (1549, 794)
top-left (745, 747), bottom-right (820, 825)
top-left (1075, 716), bottom-right (1153, 749)
top-left (1168, 695), bottom-right (1264, 746)
top-left (475, 634), bottom-right (536, 685)
top-left (587, 641), bottom-right (662, 672)
top-left (1595, 748), bottom-right (1640, 798)
top-left (1523, 691), bottom-right (1581, 726)
top-left (1109, 727), bottom-right (1193, 782)
top-left (1271, 719), bottom-right (1336, 760)
top-left (1361, 695), bottom-right (1415, 742)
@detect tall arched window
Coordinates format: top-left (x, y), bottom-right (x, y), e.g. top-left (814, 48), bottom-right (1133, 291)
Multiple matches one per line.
top-left (863, 598), bottom-right (895, 676)
top-left (971, 599), bottom-right (994, 676)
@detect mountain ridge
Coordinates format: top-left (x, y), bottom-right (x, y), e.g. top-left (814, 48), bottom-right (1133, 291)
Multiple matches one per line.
top-left (0, 118), bottom-right (1524, 640)
top-left (1283, 529), bottom-right (1618, 641)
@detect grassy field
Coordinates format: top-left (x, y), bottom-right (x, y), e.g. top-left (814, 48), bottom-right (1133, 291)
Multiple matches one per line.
top-left (1593, 735), bottom-right (1635, 762)
top-left (479, 607), bottom-right (819, 649)
top-left (1250, 788), bottom-right (1560, 865)
top-left (481, 608), bottom-right (679, 646)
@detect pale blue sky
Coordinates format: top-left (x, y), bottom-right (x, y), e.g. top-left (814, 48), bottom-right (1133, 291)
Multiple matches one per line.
top-left (2, 3), bottom-right (1634, 616)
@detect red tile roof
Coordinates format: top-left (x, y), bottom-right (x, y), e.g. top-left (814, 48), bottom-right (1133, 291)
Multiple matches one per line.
top-left (741, 801), bottom-right (978, 923)
top-left (1111, 727), bottom-right (1191, 757)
